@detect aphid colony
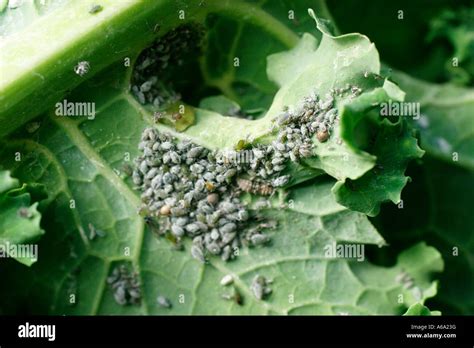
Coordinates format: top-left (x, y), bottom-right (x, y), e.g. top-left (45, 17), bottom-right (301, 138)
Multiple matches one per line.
top-left (133, 127), bottom-right (276, 263)
top-left (107, 265), bottom-right (142, 305)
top-left (270, 90), bottom-right (342, 157)
top-left (132, 89), bottom-right (345, 264)
top-left (131, 24), bottom-right (204, 109)
top-left (129, 88), bottom-right (350, 304)
top-left (226, 90), bottom-right (343, 193)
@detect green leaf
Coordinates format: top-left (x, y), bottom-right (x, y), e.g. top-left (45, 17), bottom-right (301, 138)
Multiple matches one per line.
top-left (392, 70), bottom-right (474, 170)
top-left (0, 170), bottom-right (45, 266)
top-left (0, 0), bottom-right (71, 37)
top-left (0, 1), bottom-right (443, 315)
top-left (0, 0), bottom-right (168, 137)
top-left (0, 120), bottom-right (442, 313)
top-left (0, 0), bottom-right (313, 137)
top-left (428, 7), bottom-right (474, 85)
top-left (199, 95), bottom-right (242, 116)
top-left (266, 25), bottom-right (383, 183)
top-left (374, 158), bottom-right (474, 315)
top-left (333, 119), bottom-right (424, 216)
top-left (265, 15), bottom-right (421, 215)
top-left (199, 0), bottom-right (333, 113)
top-left (326, 0), bottom-right (459, 83)
top-left (403, 303), bottom-right (441, 316)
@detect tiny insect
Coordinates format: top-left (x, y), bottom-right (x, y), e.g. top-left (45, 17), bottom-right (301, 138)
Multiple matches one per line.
top-left (250, 233), bottom-right (270, 246)
top-left (17, 207), bottom-right (32, 218)
top-left (120, 163), bottom-right (134, 178)
top-left (89, 4), bottom-right (103, 14)
top-left (254, 182), bottom-right (273, 196)
top-left (74, 61), bottom-right (90, 76)
top-left (191, 244), bottom-right (206, 263)
top-left (114, 286), bottom-right (127, 305)
top-left (250, 275), bottom-right (265, 300)
top-left (144, 216), bottom-right (161, 236)
top-left (153, 111), bottom-right (164, 123)
top-left (171, 113), bottom-right (183, 121)
top-left (220, 274), bottom-right (234, 286)
top-left (206, 193), bottom-right (219, 205)
top-left (316, 129), bottom-right (329, 143)
top-left (205, 181), bottom-right (215, 192)
top-left (236, 178), bottom-right (273, 196)
top-left (157, 295), bottom-right (172, 308)
top-left (160, 204), bottom-right (171, 215)
top-left (250, 275), bottom-right (272, 300)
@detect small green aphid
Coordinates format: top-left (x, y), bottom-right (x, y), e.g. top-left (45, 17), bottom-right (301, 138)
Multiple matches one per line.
top-left (89, 4), bottom-right (103, 14)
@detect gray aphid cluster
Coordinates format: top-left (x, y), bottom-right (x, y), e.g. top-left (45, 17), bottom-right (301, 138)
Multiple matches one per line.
top-left (271, 91), bottom-right (339, 157)
top-left (131, 24), bottom-right (203, 109)
top-left (133, 90), bottom-right (345, 264)
top-left (133, 127), bottom-right (271, 263)
top-left (230, 90), bottom-right (341, 189)
top-left (107, 265), bottom-right (141, 305)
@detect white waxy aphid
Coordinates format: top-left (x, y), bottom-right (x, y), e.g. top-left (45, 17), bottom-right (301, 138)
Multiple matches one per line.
top-left (187, 146), bottom-right (203, 158)
top-left (220, 222), bottom-right (236, 234)
top-left (251, 275), bottom-right (265, 300)
top-left (210, 229), bottom-right (220, 240)
top-left (250, 233), bottom-right (270, 246)
top-left (206, 242), bottom-right (221, 255)
top-left (157, 295), bottom-right (172, 308)
top-left (220, 274), bottom-right (234, 286)
top-left (272, 175), bottom-right (289, 187)
top-left (186, 223), bottom-right (200, 234)
top-left (160, 141), bottom-right (173, 151)
top-left (140, 81), bottom-right (153, 92)
top-left (74, 61), bottom-right (90, 76)
top-left (221, 246), bottom-right (232, 261)
top-left (221, 232), bottom-right (236, 245)
top-left (171, 224), bottom-right (185, 237)
top-left (191, 244), bottom-right (205, 263)
top-left (114, 286), bottom-right (127, 305)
